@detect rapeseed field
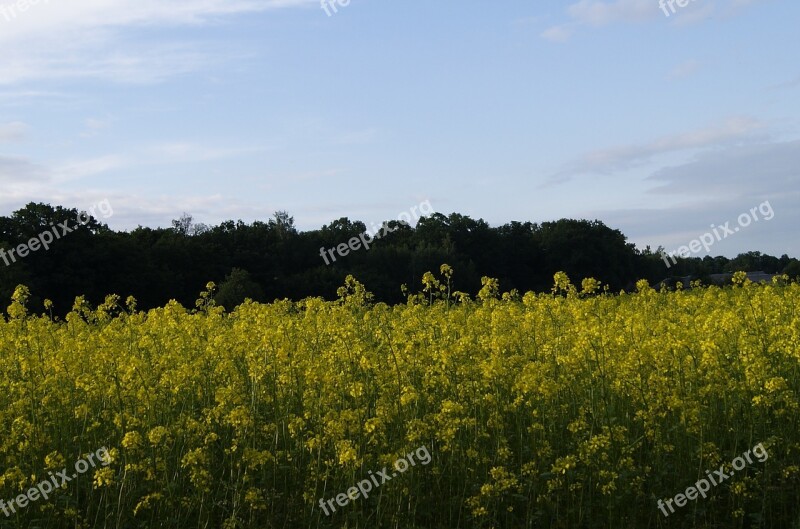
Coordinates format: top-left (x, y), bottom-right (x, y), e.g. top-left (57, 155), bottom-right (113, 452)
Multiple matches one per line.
top-left (0, 268), bottom-right (797, 528)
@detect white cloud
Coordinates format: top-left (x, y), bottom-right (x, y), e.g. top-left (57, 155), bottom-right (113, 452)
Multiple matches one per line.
top-left (0, 0), bottom-right (314, 41)
top-left (0, 155), bottom-right (49, 183)
top-left (54, 155), bottom-right (127, 183)
top-left (540, 24), bottom-right (574, 42)
top-left (0, 121), bottom-right (28, 141)
top-left (670, 3), bottom-right (716, 25)
top-left (567, 0), bottom-right (657, 26)
top-left (0, 138), bottom-right (266, 191)
top-left (646, 139), bottom-right (800, 195)
top-left (0, 45), bottom-right (230, 86)
top-left (589, 139), bottom-right (800, 256)
top-left (145, 142), bottom-right (267, 163)
top-left (85, 118), bottom-right (106, 130)
top-left (548, 116), bottom-right (768, 183)
top-left (79, 117), bottom-right (109, 138)
top-left (0, 0), bottom-right (316, 85)
top-left (668, 59), bottom-right (703, 79)
top-left (542, 0), bottom-right (765, 40)
top-left (334, 128), bottom-right (380, 145)
top-left (0, 91), bottom-right (69, 106)
top-left (767, 74), bottom-right (800, 91)
top-left (540, 0), bottom-right (659, 40)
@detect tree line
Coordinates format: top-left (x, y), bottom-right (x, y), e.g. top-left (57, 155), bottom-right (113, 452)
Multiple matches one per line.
top-left (1, 202), bottom-right (797, 314)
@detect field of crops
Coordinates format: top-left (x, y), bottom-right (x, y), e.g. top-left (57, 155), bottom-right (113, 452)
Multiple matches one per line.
top-left (0, 269), bottom-right (798, 528)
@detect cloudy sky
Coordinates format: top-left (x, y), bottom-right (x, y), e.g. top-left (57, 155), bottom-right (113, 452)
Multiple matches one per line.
top-left (0, 0), bottom-right (797, 257)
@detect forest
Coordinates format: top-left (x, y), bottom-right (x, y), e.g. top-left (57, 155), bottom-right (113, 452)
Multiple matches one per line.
top-left (1, 202), bottom-right (798, 314)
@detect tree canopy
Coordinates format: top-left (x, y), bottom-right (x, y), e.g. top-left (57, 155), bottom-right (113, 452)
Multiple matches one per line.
top-left (0, 202), bottom-right (796, 315)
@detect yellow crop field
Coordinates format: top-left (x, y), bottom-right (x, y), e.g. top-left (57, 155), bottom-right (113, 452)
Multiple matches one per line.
top-left (0, 269), bottom-right (798, 528)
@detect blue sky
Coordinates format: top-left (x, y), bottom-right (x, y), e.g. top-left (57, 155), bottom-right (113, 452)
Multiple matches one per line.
top-left (0, 0), bottom-right (798, 257)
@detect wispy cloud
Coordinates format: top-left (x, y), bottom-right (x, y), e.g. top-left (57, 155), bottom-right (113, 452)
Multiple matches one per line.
top-left (540, 24), bottom-right (575, 42)
top-left (0, 155), bottom-right (49, 183)
top-left (566, 0), bottom-right (657, 26)
top-left (53, 155), bottom-right (128, 184)
top-left (668, 59), bottom-right (703, 80)
top-left (0, 0), bottom-right (315, 86)
top-left (646, 139), bottom-right (800, 196)
top-left (78, 117), bottom-right (111, 138)
top-left (145, 142), bottom-right (268, 163)
top-left (0, 121), bottom-right (28, 142)
top-left (590, 139), bottom-right (800, 256)
top-left (546, 116), bottom-right (768, 184)
top-left (767, 74), bottom-right (800, 91)
top-left (0, 36), bottom-right (248, 86)
top-left (333, 128), bottom-right (380, 145)
top-left (541, 0), bottom-right (765, 41)
top-left (0, 0), bottom-right (315, 41)
top-left (670, 3), bottom-right (716, 25)
top-left (541, 0), bottom-right (659, 41)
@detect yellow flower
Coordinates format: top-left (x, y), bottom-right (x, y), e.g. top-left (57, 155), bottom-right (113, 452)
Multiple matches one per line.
top-left (122, 431), bottom-right (143, 451)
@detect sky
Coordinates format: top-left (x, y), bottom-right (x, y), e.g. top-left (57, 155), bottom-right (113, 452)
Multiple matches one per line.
top-left (0, 0), bottom-right (798, 258)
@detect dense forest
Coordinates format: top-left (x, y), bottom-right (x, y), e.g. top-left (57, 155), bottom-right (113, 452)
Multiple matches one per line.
top-left (1, 202), bottom-right (798, 314)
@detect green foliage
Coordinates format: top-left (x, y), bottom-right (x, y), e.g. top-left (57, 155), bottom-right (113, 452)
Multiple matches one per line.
top-left (1, 276), bottom-right (799, 528)
top-left (215, 268), bottom-right (265, 310)
top-left (0, 203), bottom-right (798, 316)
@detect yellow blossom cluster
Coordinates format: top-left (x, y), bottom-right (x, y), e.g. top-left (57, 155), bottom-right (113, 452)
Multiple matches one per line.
top-left (0, 270), bottom-right (797, 528)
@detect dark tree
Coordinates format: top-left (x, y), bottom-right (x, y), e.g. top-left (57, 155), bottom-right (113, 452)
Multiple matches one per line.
top-left (215, 268), bottom-right (265, 311)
